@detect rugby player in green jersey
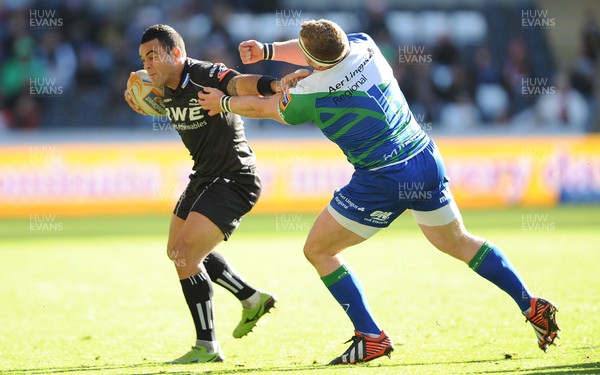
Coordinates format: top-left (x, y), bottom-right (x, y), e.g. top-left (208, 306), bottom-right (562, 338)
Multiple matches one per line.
top-left (198, 19), bottom-right (560, 365)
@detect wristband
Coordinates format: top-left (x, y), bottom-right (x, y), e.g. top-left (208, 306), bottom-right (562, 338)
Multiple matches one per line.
top-left (257, 75), bottom-right (276, 96)
top-left (220, 95), bottom-right (232, 113)
top-left (263, 43), bottom-right (275, 60)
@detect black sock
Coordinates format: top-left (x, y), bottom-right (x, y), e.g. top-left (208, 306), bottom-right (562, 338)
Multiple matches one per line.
top-left (180, 271), bottom-right (215, 341)
top-left (204, 251), bottom-right (256, 300)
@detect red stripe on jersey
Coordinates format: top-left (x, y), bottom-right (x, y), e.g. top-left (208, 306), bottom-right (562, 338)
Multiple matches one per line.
top-left (217, 67), bottom-right (232, 81)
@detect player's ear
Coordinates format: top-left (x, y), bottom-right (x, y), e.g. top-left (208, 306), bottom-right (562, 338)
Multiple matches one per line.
top-left (172, 46), bottom-right (183, 60)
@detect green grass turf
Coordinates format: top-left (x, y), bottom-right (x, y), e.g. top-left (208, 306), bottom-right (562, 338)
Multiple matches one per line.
top-left (1, 205), bottom-right (599, 374)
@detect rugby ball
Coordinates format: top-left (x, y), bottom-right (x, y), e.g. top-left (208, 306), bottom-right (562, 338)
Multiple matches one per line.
top-left (127, 70), bottom-right (167, 116)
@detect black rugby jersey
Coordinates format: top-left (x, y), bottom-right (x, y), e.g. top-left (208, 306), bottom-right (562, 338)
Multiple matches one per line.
top-left (163, 58), bottom-right (255, 176)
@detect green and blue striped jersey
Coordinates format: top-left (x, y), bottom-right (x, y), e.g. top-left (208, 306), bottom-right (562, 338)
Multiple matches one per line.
top-left (279, 33), bottom-right (428, 170)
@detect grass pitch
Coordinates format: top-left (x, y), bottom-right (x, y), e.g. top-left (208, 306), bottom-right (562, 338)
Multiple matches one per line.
top-left (1, 206), bottom-right (599, 374)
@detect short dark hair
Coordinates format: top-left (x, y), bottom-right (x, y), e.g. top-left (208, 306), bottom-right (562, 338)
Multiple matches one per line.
top-left (141, 24), bottom-right (186, 54)
top-left (300, 19), bottom-right (348, 63)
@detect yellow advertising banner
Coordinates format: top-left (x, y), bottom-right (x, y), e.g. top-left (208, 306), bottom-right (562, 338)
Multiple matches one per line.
top-left (0, 142), bottom-right (191, 217)
top-left (436, 136), bottom-right (600, 208)
top-left (1, 136), bottom-right (599, 218)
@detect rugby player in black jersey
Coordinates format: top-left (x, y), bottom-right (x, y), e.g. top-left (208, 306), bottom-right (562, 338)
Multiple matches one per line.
top-left (123, 24), bottom-right (304, 364)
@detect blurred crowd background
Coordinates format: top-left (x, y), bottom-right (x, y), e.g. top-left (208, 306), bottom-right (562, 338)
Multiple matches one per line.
top-left (0, 0), bottom-right (598, 134)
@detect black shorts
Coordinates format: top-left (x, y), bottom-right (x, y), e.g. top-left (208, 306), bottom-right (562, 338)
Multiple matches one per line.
top-left (173, 171), bottom-right (261, 240)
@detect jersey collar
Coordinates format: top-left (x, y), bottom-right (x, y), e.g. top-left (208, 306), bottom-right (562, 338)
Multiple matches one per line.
top-left (166, 58), bottom-right (191, 96)
top-left (180, 58), bottom-right (192, 89)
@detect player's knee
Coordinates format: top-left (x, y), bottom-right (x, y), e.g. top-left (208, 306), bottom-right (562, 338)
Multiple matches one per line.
top-left (303, 243), bottom-right (313, 261)
top-left (432, 229), bottom-right (480, 263)
top-left (166, 245), bottom-right (175, 260)
top-left (303, 242), bottom-right (322, 265)
top-left (170, 238), bottom-right (195, 270)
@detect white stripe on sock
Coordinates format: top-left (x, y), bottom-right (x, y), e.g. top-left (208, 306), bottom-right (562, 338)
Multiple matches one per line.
top-left (206, 300), bottom-right (213, 329)
top-left (215, 278), bottom-right (238, 294)
top-left (196, 302), bottom-right (206, 330)
top-left (222, 270), bottom-right (244, 290)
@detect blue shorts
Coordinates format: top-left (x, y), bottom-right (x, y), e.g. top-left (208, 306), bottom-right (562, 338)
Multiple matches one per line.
top-left (329, 139), bottom-right (457, 237)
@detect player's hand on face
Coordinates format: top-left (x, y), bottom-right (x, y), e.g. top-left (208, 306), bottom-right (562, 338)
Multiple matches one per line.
top-left (124, 72), bottom-right (146, 115)
top-left (198, 87), bottom-right (225, 116)
top-left (276, 69), bottom-right (312, 92)
top-left (239, 40), bottom-right (264, 65)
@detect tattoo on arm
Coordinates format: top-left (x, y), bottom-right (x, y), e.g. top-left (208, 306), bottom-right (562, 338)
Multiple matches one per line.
top-left (227, 79), bottom-right (238, 96)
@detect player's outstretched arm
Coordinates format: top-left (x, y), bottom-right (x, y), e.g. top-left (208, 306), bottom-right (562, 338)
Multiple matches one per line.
top-left (226, 74), bottom-right (272, 96)
top-left (227, 69), bottom-right (311, 97)
top-left (198, 87), bottom-right (285, 124)
top-left (239, 39), bottom-right (306, 66)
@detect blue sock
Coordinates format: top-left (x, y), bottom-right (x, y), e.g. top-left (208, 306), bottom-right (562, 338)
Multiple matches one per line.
top-left (321, 265), bottom-right (381, 336)
top-left (469, 241), bottom-right (532, 312)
